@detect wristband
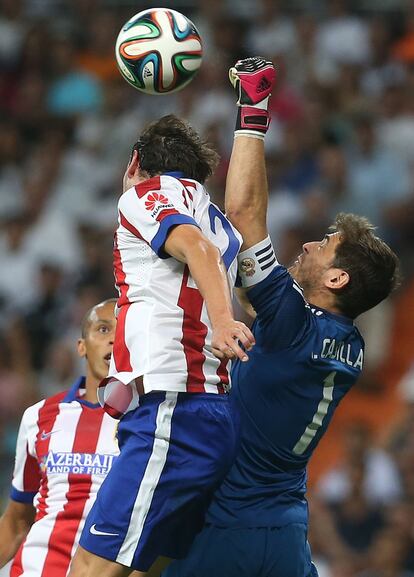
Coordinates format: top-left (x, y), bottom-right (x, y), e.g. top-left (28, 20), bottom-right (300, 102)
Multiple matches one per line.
top-left (234, 106), bottom-right (270, 138)
top-left (238, 236), bottom-right (278, 288)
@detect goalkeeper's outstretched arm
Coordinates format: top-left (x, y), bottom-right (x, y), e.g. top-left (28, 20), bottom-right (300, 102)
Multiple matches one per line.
top-left (225, 57), bottom-right (276, 251)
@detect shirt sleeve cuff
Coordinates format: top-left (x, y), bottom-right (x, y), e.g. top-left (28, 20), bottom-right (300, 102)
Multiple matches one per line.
top-left (151, 214), bottom-right (200, 258)
top-left (238, 236), bottom-right (278, 288)
top-left (10, 486), bottom-right (37, 503)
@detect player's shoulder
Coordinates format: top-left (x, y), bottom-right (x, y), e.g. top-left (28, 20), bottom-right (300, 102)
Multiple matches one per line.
top-left (161, 174), bottom-right (205, 201)
top-left (312, 307), bottom-right (365, 361)
top-left (248, 265), bottom-right (304, 298)
top-left (121, 175), bottom-right (194, 200)
top-left (21, 390), bottom-right (69, 423)
top-left (311, 305), bottom-right (361, 334)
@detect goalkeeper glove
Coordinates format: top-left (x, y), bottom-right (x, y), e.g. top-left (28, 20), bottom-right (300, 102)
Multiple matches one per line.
top-left (229, 57), bottom-right (276, 139)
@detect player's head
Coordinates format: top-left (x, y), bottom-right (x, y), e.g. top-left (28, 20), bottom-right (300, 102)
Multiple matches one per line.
top-left (78, 299), bottom-right (117, 383)
top-left (289, 213), bottom-right (400, 319)
top-left (123, 114), bottom-right (219, 190)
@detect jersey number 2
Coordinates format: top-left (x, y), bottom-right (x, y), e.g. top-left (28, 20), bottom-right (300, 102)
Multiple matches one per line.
top-left (293, 371), bottom-right (337, 455)
top-left (208, 205), bottom-right (240, 271)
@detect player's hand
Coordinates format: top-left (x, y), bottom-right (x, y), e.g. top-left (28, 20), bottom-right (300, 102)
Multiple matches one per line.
top-left (229, 57), bottom-right (276, 107)
top-left (211, 320), bottom-right (255, 362)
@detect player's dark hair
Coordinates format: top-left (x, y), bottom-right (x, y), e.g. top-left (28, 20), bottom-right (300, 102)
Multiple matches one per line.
top-left (81, 298), bottom-right (117, 338)
top-left (131, 114), bottom-right (219, 183)
top-left (330, 213), bottom-right (400, 319)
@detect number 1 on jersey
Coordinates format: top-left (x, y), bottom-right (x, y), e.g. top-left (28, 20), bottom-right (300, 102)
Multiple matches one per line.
top-left (293, 371), bottom-right (337, 455)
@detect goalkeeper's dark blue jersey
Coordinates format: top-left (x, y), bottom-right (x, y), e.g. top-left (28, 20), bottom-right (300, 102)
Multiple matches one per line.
top-left (207, 265), bottom-right (364, 528)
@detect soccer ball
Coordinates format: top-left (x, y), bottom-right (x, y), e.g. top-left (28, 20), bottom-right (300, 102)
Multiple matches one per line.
top-left (115, 8), bottom-right (203, 95)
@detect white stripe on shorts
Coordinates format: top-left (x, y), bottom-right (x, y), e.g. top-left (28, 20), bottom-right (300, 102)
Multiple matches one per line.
top-left (116, 392), bottom-right (178, 566)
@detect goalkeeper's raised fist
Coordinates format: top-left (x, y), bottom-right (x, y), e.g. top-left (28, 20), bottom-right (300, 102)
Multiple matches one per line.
top-left (229, 57), bottom-right (276, 138)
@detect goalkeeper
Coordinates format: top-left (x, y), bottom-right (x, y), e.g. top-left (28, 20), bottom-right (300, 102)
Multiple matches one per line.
top-left (163, 57), bottom-right (400, 577)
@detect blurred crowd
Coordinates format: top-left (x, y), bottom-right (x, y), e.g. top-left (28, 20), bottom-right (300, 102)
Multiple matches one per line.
top-left (1, 0), bottom-right (414, 575)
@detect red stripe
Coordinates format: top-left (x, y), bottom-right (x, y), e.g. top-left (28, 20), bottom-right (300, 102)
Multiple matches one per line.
top-left (119, 210), bottom-right (145, 241)
top-left (177, 266), bottom-right (207, 393)
top-left (155, 207), bottom-right (180, 222)
top-left (23, 443), bottom-right (41, 492)
top-left (179, 179), bottom-right (194, 201)
top-left (40, 408), bottom-right (105, 577)
top-left (216, 360), bottom-right (228, 394)
top-left (113, 233), bottom-right (133, 372)
top-left (10, 541), bottom-right (25, 577)
top-left (181, 190), bottom-right (189, 209)
top-left (113, 233), bottom-right (130, 307)
top-left (113, 303), bottom-right (133, 373)
top-left (135, 176), bottom-right (161, 199)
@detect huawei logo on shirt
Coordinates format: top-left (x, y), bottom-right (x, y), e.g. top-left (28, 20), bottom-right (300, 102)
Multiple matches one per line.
top-left (145, 193), bottom-right (170, 212)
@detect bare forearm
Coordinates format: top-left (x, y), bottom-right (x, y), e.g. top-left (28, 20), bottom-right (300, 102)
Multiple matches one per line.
top-left (184, 240), bottom-right (234, 326)
top-left (225, 136), bottom-right (268, 249)
top-left (164, 224), bottom-right (255, 360)
top-left (0, 511), bottom-right (32, 567)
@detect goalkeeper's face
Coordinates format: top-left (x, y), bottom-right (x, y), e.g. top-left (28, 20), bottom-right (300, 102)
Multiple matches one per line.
top-left (288, 232), bottom-right (344, 297)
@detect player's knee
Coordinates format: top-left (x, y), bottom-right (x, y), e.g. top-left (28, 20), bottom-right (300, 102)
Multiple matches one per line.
top-left (68, 546), bottom-right (132, 577)
top-left (68, 546), bottom-right (98, 577)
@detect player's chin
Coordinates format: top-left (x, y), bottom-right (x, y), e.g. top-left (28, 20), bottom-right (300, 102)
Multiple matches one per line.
top-left (95, 364), bottom-right (110, 383)
top-left (288, 262), bottom-right (299, 276)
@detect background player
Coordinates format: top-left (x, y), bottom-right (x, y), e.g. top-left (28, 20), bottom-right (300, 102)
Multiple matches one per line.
top-left (163, 58), bottom-right (401, 577)
top-left (69, 116), bottom-right (255, 577)
top-left (0, 299), bottom-right (120, 577)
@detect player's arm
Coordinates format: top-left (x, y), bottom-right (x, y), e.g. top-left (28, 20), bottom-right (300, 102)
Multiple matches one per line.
top-left (0, 406), bottom-right (40, 567)
top-left (0, 404), bottom-right (40, 566)
top-left (224, 59), bottom-right (310, 347)
top-left (225, 137), bottom-right (268, 252)
top-left (225, 133), bottom-right (269, 318)
top-left (0, 500), bottom-right (35, 567)
top-left (224, 58), bottom-right (276, 317)
top-left (225, 57), bottom-right (275, 252)
top-left (164, 224), bottom-right (255, 361)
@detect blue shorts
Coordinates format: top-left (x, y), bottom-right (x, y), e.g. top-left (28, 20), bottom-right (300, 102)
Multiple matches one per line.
top-left (80, 392), bottom-right (239, 572)
top-left (163, 523), bottom-right (318, 577)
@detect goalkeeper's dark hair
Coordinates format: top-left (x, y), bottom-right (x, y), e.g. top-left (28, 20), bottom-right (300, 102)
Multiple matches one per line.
top-left (131, 115), bottom-right (219, 183)
top-left (330, 213), bottom-right (401, 319)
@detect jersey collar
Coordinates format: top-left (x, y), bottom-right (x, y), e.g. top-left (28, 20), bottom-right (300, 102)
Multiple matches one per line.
top-left (62, 376), bottom-right (101, 408)
top-left (315, 306), bottom-right (354, 326)
top-left (163, 171), bottom-right (186, 178)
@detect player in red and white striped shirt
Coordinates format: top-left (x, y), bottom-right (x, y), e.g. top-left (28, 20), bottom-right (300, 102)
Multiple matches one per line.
top-left (70, 116), bottom-right (256, 577)
top-left (0, 299), bottom-right (120, 577)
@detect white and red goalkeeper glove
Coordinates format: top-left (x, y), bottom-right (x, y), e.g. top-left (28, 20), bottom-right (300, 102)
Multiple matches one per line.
top-left (229, 57), bottom-right (276, 139)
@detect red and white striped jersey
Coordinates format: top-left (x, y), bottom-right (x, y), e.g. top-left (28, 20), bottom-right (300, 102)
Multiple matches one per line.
top-left (100, 173), bottom-right (242, 417)
top-left (10, 378), bottom-right (119, 577)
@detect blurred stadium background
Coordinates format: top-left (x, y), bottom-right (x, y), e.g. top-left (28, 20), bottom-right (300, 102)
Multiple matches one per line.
top-left (1, 0), bottom-right (414, 575)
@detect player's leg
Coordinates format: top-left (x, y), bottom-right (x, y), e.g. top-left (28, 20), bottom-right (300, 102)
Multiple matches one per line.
top-left (69, 546), bottom-right (131, 577)
top-left (136, 557), bottom-right (172, 577)
top-left (163, 525), bottom-right (266, 577)
top-left (69, 552), bottom-right (170, 577)
top-left (71, 392), bottom-right (238, 576)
